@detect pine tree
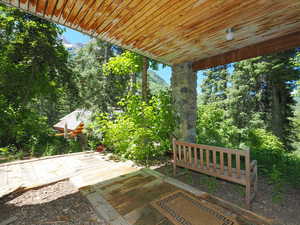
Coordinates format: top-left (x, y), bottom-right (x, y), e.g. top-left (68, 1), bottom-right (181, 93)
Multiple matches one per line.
top-left (199, 50), bottom-right (300, 149)
top-left (73, 39), bottom-right (129, 112)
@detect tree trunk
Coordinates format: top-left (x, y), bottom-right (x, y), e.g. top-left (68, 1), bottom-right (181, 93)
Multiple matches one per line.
top-left (78, 133), bottom-right (87, 151)
top-left (271, 80), bottom-right (283, 140)
top-left (104, 42), bottom-right (108, 63)
top-left (130, 73), bottom-right (137, 93)
top-left (142, 56), bottom-right (149, 101)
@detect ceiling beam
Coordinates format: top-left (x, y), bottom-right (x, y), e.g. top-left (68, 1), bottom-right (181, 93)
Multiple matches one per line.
top-left (192, 31), bottom-right (300, 71)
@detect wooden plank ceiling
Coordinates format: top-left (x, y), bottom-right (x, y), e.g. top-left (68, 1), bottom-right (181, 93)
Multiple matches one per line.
top-left (1, 0), bottom-right (300, 70)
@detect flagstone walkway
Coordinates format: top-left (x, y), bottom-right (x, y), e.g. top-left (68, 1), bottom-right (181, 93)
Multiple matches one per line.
top-left (0, 151), bottom-right (139, 198)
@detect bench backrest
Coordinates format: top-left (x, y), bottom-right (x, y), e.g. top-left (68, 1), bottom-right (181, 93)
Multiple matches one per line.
top-left (173, 139), bottom-right (251, 182)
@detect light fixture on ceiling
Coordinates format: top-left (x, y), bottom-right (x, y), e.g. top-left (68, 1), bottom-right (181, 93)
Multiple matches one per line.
top-left (226, 28), bottom-right (234, 41)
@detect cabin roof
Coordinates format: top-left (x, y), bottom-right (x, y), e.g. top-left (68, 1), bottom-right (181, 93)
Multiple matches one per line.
top-left (53, 109), bottom-right (92, 131)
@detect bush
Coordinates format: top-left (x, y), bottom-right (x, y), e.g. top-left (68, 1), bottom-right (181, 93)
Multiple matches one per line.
top-left (196, 104), bottom-right (241, 148)
top-left (246, 128), bottom-right (284, 169)
top-left (196, 103), bottom-right (300, 187)
top-left (0, 96), bottom-right (82, 159)
top-left (87, 90), bottom-right (176, 164)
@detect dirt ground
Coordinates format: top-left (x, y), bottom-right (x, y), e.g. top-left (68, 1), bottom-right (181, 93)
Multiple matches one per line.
top-left (0, 180), bottom-right (107, 225)
top-left (155, 164), bottom-right (300, 225)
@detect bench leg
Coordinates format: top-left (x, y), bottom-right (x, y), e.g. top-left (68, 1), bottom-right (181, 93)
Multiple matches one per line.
top-left (245, 183), bottom-right (251, 209)
top-left (173, 163), bottom-right (177, 177)
top-left (254, 166), bottom-right (258, 194)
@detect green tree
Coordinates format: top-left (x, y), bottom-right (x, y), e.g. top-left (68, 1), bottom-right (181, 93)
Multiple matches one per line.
top-left (200, 65), bottom-right (229, 106)
top-left (73, 39), bottom-right (129, 112)
top-left (200, 50), bottom-right (300, 149)
top-left (0, 4), bottom-right (78, 154)
top-left (103, 51), bottom-right (159, 101)
top-left (231, 51), bottom-right (299, 148)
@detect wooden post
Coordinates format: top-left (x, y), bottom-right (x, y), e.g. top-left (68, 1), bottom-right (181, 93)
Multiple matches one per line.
top-left (194, 148), bottom-right (198, 168)
top-left (206, 150), bottom-right (210, 169)
top-left (245, 150), bottom-right (251, 209)
top-left (213, 150), bottom-right (217, 171)
top-left (220, 152), bottom-right (224, 174)
top-left (228, 153), bottom-right (232, 177)
top-left (189, 146), bottom-right (192, 166)
top-left (200, 149), bottom-right (203, 169)
top-left (236, 152), bottom-right (241, 178)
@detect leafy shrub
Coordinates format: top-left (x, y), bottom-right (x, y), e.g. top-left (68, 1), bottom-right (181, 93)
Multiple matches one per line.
top-left (246, 128), bottom-right (284, 169)
top-left (0, 95), bottom-right (82, 159)
top-left (196, 103), bottom-right (300, 187)
top-left (196, 103), bottom-right (240, 148)
top-left (88, 90), bottom-right (176, 164)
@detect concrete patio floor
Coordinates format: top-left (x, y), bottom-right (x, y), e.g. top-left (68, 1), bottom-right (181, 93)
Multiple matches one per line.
top-left (0, 151), bottom-right (140, 198)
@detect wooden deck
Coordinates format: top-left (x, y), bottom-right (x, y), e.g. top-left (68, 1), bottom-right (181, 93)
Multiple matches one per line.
top-left (81, 169), bottom-right (279, 225)
top-left (0, 151), bottom-right (139, 198)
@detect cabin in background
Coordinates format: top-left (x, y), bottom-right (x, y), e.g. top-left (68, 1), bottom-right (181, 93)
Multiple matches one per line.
top-left (53, 109), bottom-right (91, 137)
top-left (53, 109), bottom-right (91, 150)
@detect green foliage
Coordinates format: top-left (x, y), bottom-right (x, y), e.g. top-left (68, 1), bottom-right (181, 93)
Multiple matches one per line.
top-left (196, 103), bottom-right (240, 148)
top-left (103, 51), bottom-right (142, 76)
top-left (0, 4), bottom-right (80, 157)
top-left (246, 128), bottom-right (284, 168)
top-left (88, 90), bottom-right (176, 164)
top-left (268, 165), bottom-right (284, 203)
top-left (0, 5), bottom-right (76, 105)
top-left (196, 103), bottom-right (300, 187)
top-left (72, 39), bottom-right (129, 111)
top-left (200, 65), bottom-right (229, 105)
top-left (201, 51), bottom-right (300, 149)
top-left (199, 50), bottom-right (300, 187)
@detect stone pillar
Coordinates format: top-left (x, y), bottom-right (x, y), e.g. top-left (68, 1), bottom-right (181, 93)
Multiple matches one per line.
top-left (171, 62), bottom-right (197, 143)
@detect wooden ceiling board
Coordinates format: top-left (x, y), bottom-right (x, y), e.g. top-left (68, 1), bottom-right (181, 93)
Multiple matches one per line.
top-left (43, 0), bottom-right (57, 19)
top-left (143, 1), bottom-right (275, 59)
top-left (1, 0), bottom-right (300, 69)
top-left (50, 0), bottom-right (64, 20)
top-left (96, 0), bottom-right (142, 40)
top-left (35, 0), bottom-right (47, 17)
top-left (123, 0), bottom-right (196, 48)
top-left (89, 0), bottom-right (121, 37)
top-left (63, 0), bottom-right (84, 25)
top-left (19, 0), bottom-right (28, 10)
top-left (72, 0), bottom-right (97, 29)
top-left (100, 0), bottom-right (151, 40)
top-left (192, 31), bottom-right (300, 70)
top-left (28, 0), bottom-right (37, 14)
top-left (77, 0), bottom-right (105, 32)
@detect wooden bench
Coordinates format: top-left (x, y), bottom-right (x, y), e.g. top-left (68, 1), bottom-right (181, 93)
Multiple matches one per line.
top-left (172, 139), bottom-right (258, 208)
